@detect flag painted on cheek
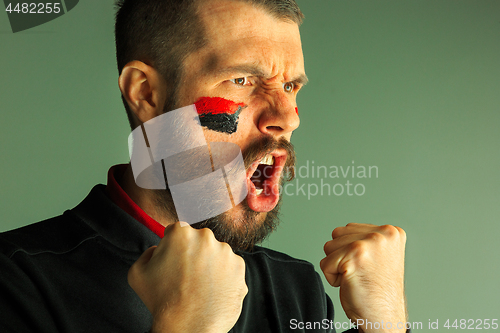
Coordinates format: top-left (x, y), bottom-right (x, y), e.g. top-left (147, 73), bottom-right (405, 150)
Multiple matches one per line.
top-left (195, 97), bottom-right (247, 134)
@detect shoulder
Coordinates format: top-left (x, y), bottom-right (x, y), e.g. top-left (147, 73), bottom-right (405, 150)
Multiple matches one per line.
top-left (0, 185), bottom-right (110, 259)
top-left (0, 210), bottom-right (97, 259)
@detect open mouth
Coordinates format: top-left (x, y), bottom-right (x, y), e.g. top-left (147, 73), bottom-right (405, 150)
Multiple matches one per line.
top-left (246, 150), bottom-right (287, 212)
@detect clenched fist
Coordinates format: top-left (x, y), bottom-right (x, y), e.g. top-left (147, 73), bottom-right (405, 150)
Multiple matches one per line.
top-left (128, 222), bottom-right (248, 333)
top-left (320, 223), bottom-right (407, 333)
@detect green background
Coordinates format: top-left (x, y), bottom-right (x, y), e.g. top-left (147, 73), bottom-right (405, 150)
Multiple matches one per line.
top-left (1, 0), bottom-right (499, 329)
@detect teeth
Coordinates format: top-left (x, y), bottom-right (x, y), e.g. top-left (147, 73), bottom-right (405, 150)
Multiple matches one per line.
top-left (260, 154), bottom-right (274, 165)
top-left (255, 188), bottom-right (264, 195)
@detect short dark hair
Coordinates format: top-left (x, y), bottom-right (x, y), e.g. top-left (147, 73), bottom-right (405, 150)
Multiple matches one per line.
top-left (114, 0), bottom-right (304, 129)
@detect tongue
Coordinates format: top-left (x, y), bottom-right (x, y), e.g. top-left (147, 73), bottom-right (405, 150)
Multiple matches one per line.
top-left (246, 177), bottom-right (280, 212)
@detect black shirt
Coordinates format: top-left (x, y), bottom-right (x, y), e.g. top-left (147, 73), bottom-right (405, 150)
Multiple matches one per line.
top-left (0, 185), bottom-right (355, 332)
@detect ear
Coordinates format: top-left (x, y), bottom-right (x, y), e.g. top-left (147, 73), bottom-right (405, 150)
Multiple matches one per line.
top-left (118, 61), bottom-right (167, 125)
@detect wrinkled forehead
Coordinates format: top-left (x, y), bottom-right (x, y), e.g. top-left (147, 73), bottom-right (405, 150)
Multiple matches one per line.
top-left (193, 0), bottom-right (305, 80)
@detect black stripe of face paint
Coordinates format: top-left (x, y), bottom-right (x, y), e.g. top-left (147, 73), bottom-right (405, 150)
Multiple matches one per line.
top-left (198, 108), bottom-right (242, 134)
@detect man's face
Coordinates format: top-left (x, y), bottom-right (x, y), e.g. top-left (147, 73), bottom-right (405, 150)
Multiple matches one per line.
top-left (164, 0), bottom-right (306, 249)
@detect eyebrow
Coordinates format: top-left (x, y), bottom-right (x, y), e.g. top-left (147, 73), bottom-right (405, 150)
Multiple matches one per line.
top-left (210, 63), bottom-right (309, 86)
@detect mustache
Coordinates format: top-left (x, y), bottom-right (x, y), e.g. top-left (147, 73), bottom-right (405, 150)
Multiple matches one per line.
top-left (242, 136), bottom-right (296, 181)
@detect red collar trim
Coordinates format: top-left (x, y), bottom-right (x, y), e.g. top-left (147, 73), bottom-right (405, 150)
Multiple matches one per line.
top-left (106, 164), bottom-right (165, 238)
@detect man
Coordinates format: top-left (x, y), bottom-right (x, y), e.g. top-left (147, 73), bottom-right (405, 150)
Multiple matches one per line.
top-left (0, 0), bottom-right (408, 332)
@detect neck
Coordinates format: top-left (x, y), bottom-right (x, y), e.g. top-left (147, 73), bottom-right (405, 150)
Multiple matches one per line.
top-left (121, 164), bottom-right (177, 227)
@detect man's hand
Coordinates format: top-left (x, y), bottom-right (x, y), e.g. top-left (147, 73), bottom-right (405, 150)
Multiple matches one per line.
top-left (128, 222), bottom-right (247, 333)
top-left (320, 223), bottom-right (407, 333)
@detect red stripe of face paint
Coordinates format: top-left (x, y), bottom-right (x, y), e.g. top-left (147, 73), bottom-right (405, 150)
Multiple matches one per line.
top-left (295, 107), bottom-right (299, 115)
top-left (195, 97), bottom-right (246, 115)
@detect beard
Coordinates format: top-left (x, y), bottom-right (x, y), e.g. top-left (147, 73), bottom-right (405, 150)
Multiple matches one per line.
top-left (150, 94), bottom-right (296, 252)
top-left (189, 136), bottom-right (296, 252)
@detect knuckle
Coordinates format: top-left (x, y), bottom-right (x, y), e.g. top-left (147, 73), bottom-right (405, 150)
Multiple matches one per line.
top-left (236, 254), bottom-right (246, 269)
top-left (349, 240), bottom-right (367, 254)
top-left (163, 223), bottom-right (175, 237)
top-left (367, 231), bottom-right (383, 242)
top-left (323, 240), bottom-right (332, 254)
top-left (319, 257), bottom-right (326, 270)
top-left (168, 223), bottom-right (191, 242)
top-left (221, 241), bottom-right (232, 252)
top-left (319, 256), bottom-right (332, 273)
top-left (331, 227), bottom-right (343, 238)
top-left (396, 226), bottom-right (407, 240)
top-left (380, 224), bottom-right (397, 237)
top-left (200, 227), bottom-right (215, 240)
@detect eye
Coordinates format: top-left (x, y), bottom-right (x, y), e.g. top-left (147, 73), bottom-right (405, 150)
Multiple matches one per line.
top-left (283, 82), bottom-right (295, 93)
top-left (230, 77), bottom-right (249, 86)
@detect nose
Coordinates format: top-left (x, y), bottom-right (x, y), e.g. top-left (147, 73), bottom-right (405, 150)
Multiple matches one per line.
top-left (257, 92), bottom-right (300, 137)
